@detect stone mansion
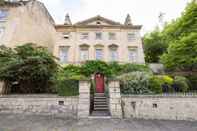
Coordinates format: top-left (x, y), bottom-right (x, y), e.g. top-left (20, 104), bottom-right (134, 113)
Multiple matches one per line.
top-left (0, 0), bottom-right (145, 64)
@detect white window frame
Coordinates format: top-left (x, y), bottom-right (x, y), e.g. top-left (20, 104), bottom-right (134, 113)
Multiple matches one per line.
top-left (0, 27), bottom-right (5, 40)
top-left (110, 49), bottom-right (118, 61)
top-left (95, 32), bottom-right (102, 40)
top-left (59, 46), bottom-right (69, 64)
top-left (109, 32), bottom-right (116, 40)
top-left (0, 9), bottom-right (8, 21)
top-left (128, 32), bottom-right (136, 42)
top-left (95, 48), bottom-right (103, 60)
top-left (128, 48), bottom-right (138, 63)
top-left (81, 32), bottom-right (89, 40)
top-left (80, 48), bottom-right (89, 61)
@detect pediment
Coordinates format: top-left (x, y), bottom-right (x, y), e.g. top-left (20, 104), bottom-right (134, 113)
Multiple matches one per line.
top-left (74, 15), bottom-right (122, 26)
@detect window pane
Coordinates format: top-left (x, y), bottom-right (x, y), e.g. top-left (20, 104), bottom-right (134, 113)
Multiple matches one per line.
top-left (128, 33), bottom-right (136, 42)
top-left (95, 32), bottom-right (102, 40)
top-left (109, 32), bottom-right (116, 40)
top-left (81, 33), bottom-right (89, 40)
top-left (129, 48), bottom-right (137, 62)
top-left (110, 49), bottom-right (118, 61)
top-left (0, 10), bottom-right (8, 20)
top-left (96, 49), bottom-right (103, 60)
top-left (0, 27), bottom-right (5, 39)
top-left (80, 49), bottom-right (88, 61)
top-left (59, 46), bottom-right (68, 63)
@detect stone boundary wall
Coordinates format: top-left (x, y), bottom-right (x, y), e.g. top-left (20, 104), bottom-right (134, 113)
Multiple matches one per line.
top-left (0, 95), bottom-right (78, 118)
top-left (121, 95), bottom-right (197, 121)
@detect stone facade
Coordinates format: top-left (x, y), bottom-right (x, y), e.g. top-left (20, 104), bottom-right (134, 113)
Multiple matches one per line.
top-left (122, 95), bottom-right (197, 121)
top-left (0, 0), bottom-right (145, 64)
top-left (55, 15), bottom-right (145, 64)
top-left (108, 80), bottom-right (122, 118)
top-left (0, 95), bottom-right (78, 118)
top-left (0, 0), bottom-right (57, 52)
top-left (78, 80), bottom-right (90, 118)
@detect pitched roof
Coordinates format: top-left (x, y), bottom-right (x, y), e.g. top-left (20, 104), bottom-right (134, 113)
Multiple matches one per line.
top-left (74, 15), bottom-right (122, 26)
top-left (55, 15), bottom-right (142, 29)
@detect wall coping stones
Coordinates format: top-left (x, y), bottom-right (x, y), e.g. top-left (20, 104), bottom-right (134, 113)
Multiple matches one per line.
top-left (0, 94), bottom-right (78, 98)
top-left (122, 94), bottom-right (197, 98)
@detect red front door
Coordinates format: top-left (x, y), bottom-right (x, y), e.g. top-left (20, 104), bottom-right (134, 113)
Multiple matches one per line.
top-left (95, 73), bottom-right (104, 93)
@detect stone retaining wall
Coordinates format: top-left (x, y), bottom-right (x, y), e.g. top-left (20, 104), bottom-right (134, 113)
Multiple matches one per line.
top-left (122, 95), bottom-right (197, 121)
top-left (0, 95), bottom-right (78, 118)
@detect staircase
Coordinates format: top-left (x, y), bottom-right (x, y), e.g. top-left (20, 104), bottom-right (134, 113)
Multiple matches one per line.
top-left (91, 93), bottom-right (110, 116)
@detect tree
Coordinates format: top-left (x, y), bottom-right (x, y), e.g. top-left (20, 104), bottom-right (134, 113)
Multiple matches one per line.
top-left (0, 43), bottom-right (58, 94)
top-left (0, 0), bottom-right (5, 5)
top-left (143, 0), bottom-right (197, 66)
top-left (161, 1), bottom-right (197, 71)
top-left (161, 33), bottom-right (197, 71)
top-left (143, 28), bottom-right (167, 63)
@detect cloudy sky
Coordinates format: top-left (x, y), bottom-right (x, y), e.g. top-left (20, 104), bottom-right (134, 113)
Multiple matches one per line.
top-left (39, 0), bottom-right (191, 34)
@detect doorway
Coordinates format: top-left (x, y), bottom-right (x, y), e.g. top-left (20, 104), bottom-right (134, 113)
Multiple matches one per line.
top-left (95, 73), bottom-right (104, 93)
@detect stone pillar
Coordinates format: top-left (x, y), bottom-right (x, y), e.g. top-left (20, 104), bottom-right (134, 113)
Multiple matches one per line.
top-left (108, 80), bottom-right (122, 118)
top-left (78, 80), bottom-right (90, 118)
top-left (0, 81), bottom-right (5, 95)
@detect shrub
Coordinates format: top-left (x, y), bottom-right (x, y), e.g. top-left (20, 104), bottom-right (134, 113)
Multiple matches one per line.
top-left (118, 71), bottom-right (152, 94)
top-left (156, 75), bottom-right (174, 92)
top-left (81, 60), bottom-right (112, 77)
top-left (186, 75), bottom-right (197, 90)
top-left (162, 75), bottom-right (174, 85)
top-left (173, 76), bottom-right (189, 92)
top-left (55, 79), bottom-right (79, 96)
top-left (148, 76), bottom-right (163, 94)
top-left (59, 65), bottom-right (86, 80)
top-left (120, 63), bottom-right (151, 74)
top-left (0, 0), bottom-right (5, 5)
top-left (108, 62), bottom-right (123, 76)
top-left (0, 44), bottom-right (58, 94)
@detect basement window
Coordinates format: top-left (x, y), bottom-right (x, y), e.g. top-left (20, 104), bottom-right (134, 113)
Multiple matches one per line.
top-left (153, 103), bottom-right (158, 108)
top-left (58, 101), bottom-right (64, 105)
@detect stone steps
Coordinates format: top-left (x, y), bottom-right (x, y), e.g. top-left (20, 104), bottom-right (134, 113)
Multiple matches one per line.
top-left (92, 93), bottom-right (110, 115)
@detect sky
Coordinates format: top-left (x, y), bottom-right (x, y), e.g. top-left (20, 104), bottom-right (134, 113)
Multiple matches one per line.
top-left (39, 0), bottom-right (191, 34)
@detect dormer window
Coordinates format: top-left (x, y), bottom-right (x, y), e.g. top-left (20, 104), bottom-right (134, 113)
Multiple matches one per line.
top-left (63, 32), bottom-right (70, 39)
